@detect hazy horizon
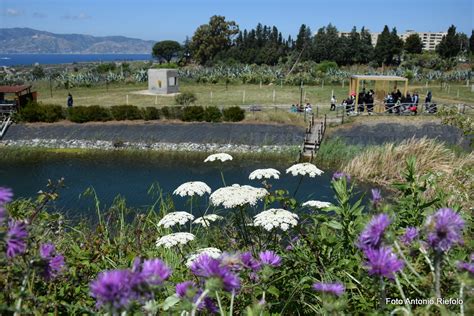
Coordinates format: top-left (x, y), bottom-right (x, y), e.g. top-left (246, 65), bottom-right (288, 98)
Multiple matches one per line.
top-left (1, 0), bottom-right (472, 42)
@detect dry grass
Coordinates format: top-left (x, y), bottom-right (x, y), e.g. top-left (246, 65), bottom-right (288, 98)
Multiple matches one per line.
top-left (343, 137), bottom-right (473, 207)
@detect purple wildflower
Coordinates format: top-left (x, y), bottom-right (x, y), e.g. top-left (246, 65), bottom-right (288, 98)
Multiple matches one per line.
top-left (370, 188), bottom-right (382, 207)
top-left (332, 172), bottom-right (351, 182)
top-left (0, 187), bottom-right (13, 204)
top-left (190, 254), bottom-right (240, 292)
top-left (312, 282), bottom-right (345, 296)
top-left (176, 281), bottom-right (195, 298)
top-left (6, 220), bottom-right (28, 258)
top-left (220, 252), bottom-right (243, 271)
top-left (259, 250), bottom-right (282, 267)
top-left (364, 246), bottom-right (404, 280)
top-left (140, 259), bottom-right (172, 286)
top-left (240, 252), bottom-right (261, 272)
top-left (457, 262), bottom-right (474, 275)
top-left (39, 243), bottom-right (65, 280)
top-left (90, 269), bottom-right (137, 310)
top-left (400, 227), bottom-right (419, 246)
top-left (426, 208), bottom-right (464, 253)
top-left (358, 213), bottom-right (391, 251)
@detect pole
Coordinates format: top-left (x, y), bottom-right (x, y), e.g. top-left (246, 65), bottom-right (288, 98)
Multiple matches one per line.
top-left (259, 80), bottom-right (262, 89)
top-left (242, 90), bottom-right (246, 104)
top-left (49, 77), bottom-right (53, 98)
top-left (457, 89), bottom-right (459, 98)
top-left (155, 95), bottom-right (158, 105)
top-left (321, 80), bottom-right (324, 89)
top-left (210, 91), bottom-right (213, 103)
top-left (126, 94), bottom-right (129, 105)
top-left (342, 80), bottom-right (344, 88)
top-left (272, 89), bottom-right (276, 104)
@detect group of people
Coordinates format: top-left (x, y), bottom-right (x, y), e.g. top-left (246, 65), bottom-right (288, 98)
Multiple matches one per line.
top-left (290, 103), bottom-right (313, 113)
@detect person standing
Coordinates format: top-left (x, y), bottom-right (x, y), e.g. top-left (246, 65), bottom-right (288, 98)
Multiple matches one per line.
top-left (330, 95), bottom-right (336, 111)
top-left (67, 93), bottom-right (74, 108)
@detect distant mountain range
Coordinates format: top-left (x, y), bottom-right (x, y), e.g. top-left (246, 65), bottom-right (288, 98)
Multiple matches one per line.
top-left (0, 28), bottom-right (156, 54)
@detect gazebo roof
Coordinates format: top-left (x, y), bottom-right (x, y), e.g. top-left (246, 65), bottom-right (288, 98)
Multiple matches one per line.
top-left (0, 85), bottom-right (32, 93)
top-left (350, 75), bottom-right (408, 81)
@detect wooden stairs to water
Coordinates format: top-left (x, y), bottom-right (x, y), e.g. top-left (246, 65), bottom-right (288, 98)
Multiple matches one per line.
top-left (298, 113), bottom-right (327, 162)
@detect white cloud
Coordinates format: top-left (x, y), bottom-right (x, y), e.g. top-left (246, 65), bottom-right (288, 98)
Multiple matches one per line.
top-left (62, 12), bottom-right (91, 20)
top-left (5, 8), bottom-right (22, 16)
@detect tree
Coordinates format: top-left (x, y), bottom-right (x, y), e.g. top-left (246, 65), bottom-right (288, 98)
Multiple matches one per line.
top-left (404, 33), bottom-right (423, 54)
top-left (436, 25), bottom-right (461, 58)
top-left (152, 40), bottom-right (182, 63)
top-left (190, 15), bottom-right (239, 65)
top-left (470, 30), bottom-right (474, 54)
top-left (31, 65), bottom-right (45, 79)
top-left (359, 27), bottom-right (374, 64)
top-left (374, 26), bottom-right (402, 66)
top-left (312, 24), bottom-right (341, 63)
top-left (295, 24), bottom-right (313, 61)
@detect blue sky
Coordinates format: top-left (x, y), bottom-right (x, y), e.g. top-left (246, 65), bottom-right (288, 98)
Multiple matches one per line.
top-left (1, 0), bottom-right (472, 41)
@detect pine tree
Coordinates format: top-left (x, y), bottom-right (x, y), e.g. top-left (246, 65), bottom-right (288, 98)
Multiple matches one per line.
top-left (359, 27), bottom-right (374, 64)
top-left (404, 33), bottom-right (423, 54)
top-left (470, 30), bottom-right (474, 54)
top-left (436, 25), bottom-right (461, 58)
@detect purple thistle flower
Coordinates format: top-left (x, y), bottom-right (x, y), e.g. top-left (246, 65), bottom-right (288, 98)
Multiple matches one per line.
top-left (332, 171), bottom-right (351, 182)
top-left (0, 187), bottom-right (13, 204)
top-left (240, 252), bottom-right (261, 272)
top-left (259, 250), bottom-right (281, 267)
top-left (426, 208), bottom-right (464, 253)
top-left (39, 243), bottom-right (65, 280)
top-left (457, 262), bottom-right (474, 275)
top-left (6, 220), bottom-right (28, 258)
top-left (312, 282), bottom-right (345, 296)
top-left (176, 281), bottom-right (195, 298)
top-left (190, 254), bottom-right (240, 292)
top-left (90, 269), bottom-right (137, 310)
top-left (400, 227), bottom-right (419, 246)
top-left (364, 247), bottom-right (404, 280)
top-left (140, 259), bottom-right (172, 286)
top-left (370, 188), bottom-right (382, 207)
top-left (202, 296), bottom-right (219, 314)
top-left (358, 213), bottom-right (391, 251)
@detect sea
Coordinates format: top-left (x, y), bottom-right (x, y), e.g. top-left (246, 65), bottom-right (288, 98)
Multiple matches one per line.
top-left (0, 53), bottom-right (152, 67)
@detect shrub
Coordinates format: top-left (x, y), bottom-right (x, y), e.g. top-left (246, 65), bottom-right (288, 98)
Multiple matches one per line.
top-left (222, 106), bottom-right (245, 122)
top-left (110, 105), bottom-right (143, 121)
top-left (182, 106), bottom-right (205, 122)
top-left (17, 102), bottom-right (64, 123)
top-left (161, 106), bottom-right (183, 120)
top-left (175, 92), bottom-right (197, 105)
top-left (204, 106), bottom-right (223, 122)
top-left (68, 106), bottom-right (112, 123)
top-left (142, 107), bottom-right (160, 120)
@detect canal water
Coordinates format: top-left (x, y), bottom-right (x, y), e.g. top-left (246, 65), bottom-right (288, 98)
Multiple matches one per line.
top-left (0, 154), bottom-right (369, 218)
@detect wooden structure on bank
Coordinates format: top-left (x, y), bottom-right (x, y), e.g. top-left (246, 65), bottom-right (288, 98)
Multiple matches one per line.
top-left (349, 75), bottom-right (408, 106)
top-left (299, 113), bottom-right (327, 162)
top-left (0, 85), bottom-right (36, 138)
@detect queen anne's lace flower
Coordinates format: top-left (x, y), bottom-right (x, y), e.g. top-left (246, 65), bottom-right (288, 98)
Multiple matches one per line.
top-left (210, 184), bottom-right (268, 208)
top-left (193, 214), bottom-right (224, 227)
top-left (253, 208), bottom-right (298, 231)
top-left (156, 233), bottom-right (195, 248)
top-left (158, 212), bottom-right (194, 228)
top-left (186, 247), bottom-right (222, 267)
top-left (173, 181), bottom-right (212, 197)
top-left (286, 163), bottom-right (323, 177)
top-left (249, 168), bottom-right (280, 180)
top-left (204, 153), bottom-right (233, 162)
top-left (302, 200), bottom-right (332, 208)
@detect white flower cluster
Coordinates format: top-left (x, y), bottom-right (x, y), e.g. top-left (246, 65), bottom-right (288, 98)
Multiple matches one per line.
top-left (173, 181), bottom-right (212, 197)
top-left (302, 200), bottom-right (332, 209)
top-left (253, 208), bottom-right (299, 231)
top-left (286, 163), bottom-right (324, 177)
top-left (193, 214), bottom-right (224, 227)
top-left (210, 184), bottom-right (268, 208)
top-left (204, 153), bottom-right (233, 162)
top-left (156, 232), bottom-right (195, 248)
top-left (249, 168), bottom-right (280, 180)
top-left (157, 212), bottom-right (194, 228)
top-left (185, 247), bottom-right (222, 267)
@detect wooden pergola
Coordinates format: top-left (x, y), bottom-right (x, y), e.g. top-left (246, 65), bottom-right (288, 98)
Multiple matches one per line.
top-left (349, 75), bottom-right (408, 106)
top-left (0, 85), bottom-right (37, 109)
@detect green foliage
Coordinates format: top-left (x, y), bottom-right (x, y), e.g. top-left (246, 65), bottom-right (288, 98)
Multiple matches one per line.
top-left (95, 63), bottom-right (117, 73)
top-left (16, 102), bottom-right (64, 123)
top-left (110, 105), bottom-right (143, 120)
top-left (314, 60), bottom-right (338, 73)
top-left (141, 107), bottom-right (161, 120)
top-left (181, 105), bottom-right (205, 122)
top-left (222, 106), bottom-right (245, 122)
top-left (68, 106), bottom-right (112, 123)
top-left (152, 62), bottom-right (178, 69)
top-left (31, 65), bottom-right (45, 79)
top-left (161, 106), bottom-right (183, 120)
top-left (404, 33), bottom-right (423, 54)
top-left (374, 25), bottom-right (404, 65)
top-left (175, 92), bottom-right (197, 105)
top-left (203, 106), bottom-right (223, 122)
top-left (152, 40), bottom-right (182, 63)
top-left (436, 25), bottom-right (461, 58)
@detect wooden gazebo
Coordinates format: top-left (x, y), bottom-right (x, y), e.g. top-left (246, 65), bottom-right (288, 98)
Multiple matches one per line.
top-left (0, 85), bottom-right (37, 109)
top-left (349, 75), bottom-right (408, 106)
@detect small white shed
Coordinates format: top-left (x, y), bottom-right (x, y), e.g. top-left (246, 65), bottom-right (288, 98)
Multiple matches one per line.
top-left (147, 69), bottom-right (179, 94)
